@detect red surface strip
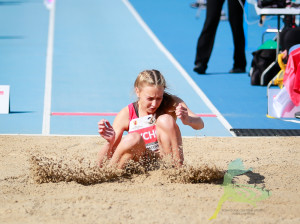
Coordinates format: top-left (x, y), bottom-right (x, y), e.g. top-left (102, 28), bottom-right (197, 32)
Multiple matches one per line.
top-left (51, 112), bottom-right (216, 117)
top-left (196, 114), bottom-right (217, 117)
top-left (51, 112), bottom-right (118, 116)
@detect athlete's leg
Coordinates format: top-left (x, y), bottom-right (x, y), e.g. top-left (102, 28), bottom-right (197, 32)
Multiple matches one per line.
top-left (109, 132), bottom-right (146, 169)
top-left (156, 114), bottom-right (184, 165)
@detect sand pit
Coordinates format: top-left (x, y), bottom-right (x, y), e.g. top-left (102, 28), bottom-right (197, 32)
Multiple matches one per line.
top-left (0, 135), bottom-right (300, 223)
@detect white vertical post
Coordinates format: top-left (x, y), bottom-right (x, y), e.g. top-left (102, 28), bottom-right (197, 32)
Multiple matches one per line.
top-left (42, 0), bottom-right (56, 135)
top-left (0, 85), bottom-right (10, 114)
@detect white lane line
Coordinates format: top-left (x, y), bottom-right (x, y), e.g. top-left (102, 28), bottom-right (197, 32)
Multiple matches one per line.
top-left (122, 0), bottom-right (235, 136)
top-left (42, 0), bottom-right (56, 135)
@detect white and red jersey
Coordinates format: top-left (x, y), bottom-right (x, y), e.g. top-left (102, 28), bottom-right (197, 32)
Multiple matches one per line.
top-left (128, 103), bottom-right (159, 151)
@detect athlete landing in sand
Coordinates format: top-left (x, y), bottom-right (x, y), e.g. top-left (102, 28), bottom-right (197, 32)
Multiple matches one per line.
top-left (98, 69), bottom-right (204, 168)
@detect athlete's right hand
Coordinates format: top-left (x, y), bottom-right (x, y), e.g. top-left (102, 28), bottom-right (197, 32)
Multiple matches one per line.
top-left (98, 119), bottom-right (115, 144)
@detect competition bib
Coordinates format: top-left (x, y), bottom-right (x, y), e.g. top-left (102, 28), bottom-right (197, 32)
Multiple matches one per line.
top-left (128, 115), bottom-right (159, 151)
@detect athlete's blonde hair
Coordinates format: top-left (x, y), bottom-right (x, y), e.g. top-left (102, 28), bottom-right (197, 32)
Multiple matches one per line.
top-left (134, 69), bottom-right (166, 90)
top-left (134, 69), bottom-right (176, 118)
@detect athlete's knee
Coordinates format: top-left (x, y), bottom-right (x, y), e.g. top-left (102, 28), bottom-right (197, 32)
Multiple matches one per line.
top-left (156, 114), bottom-right (177, 130)
top-left (120, 132), bottom-right (142, 149)
top-left (118, 132), bottom-right (146, 160)
top-left (127, 132), bottom-right (144, 144)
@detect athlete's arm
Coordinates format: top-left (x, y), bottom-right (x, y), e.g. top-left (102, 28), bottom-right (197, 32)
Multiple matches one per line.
top-left (98, 106), bottom-right (129, 166)
top-left (173, 96), bottom-right (204, 130)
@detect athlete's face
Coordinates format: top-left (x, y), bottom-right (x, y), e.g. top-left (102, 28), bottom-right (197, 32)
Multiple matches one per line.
top-left (136, 85), bottom-right (164, 114)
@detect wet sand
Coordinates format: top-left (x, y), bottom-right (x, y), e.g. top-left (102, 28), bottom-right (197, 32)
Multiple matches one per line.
top-left (0, 135), bottom-right (299, 223)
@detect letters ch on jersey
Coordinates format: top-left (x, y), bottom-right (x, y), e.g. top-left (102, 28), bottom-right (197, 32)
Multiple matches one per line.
top-left (128, 115), bottom-right (159, 151)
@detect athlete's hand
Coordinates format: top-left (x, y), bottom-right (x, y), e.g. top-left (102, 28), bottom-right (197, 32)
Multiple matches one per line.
top-left (98, 119), bottom-right (115, 144)
top-left (175, 103), bottom-right (189, 125)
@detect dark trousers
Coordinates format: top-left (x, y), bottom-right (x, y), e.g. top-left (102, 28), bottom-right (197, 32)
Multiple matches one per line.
top-left (195, 0), bottom-right (246, 69)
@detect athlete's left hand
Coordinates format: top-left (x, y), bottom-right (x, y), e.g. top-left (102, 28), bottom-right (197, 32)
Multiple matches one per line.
top-left (175, 103), bottom-right (189, 125)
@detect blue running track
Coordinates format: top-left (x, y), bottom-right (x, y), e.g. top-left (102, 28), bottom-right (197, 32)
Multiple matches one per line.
top-left (0, 0), bottom-right (299, 136)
